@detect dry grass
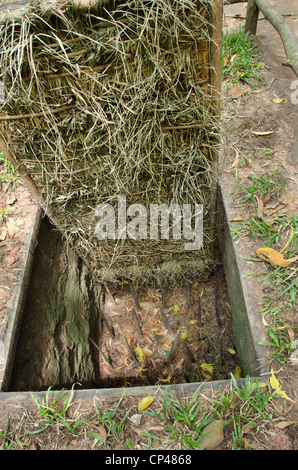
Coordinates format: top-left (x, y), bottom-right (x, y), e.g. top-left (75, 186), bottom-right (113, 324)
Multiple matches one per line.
top-left (0, 0), bottom-right (220, 283)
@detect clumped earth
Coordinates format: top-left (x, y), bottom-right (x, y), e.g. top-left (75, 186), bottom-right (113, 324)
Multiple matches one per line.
top-left (0, 2), bottom-right (298, 451)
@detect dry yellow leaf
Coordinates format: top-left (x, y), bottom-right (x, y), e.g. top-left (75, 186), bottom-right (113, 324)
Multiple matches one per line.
top-left (270, 369), bottom-right (295, 402)
top-left (252, 130), bottom-right (274, 136)
top-left (227, 348), bottom-right (236, 355)
top-left (234, 365), bottom-right (242, 379)
top-left (256, 247), bottom-right (298, 268)
top-left (138, 396), bottom-right (154, 412)
top-left (134, 347), bottom-right (145, 362)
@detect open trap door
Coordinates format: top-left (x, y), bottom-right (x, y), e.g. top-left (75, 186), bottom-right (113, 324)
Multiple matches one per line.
top-left (7, 214), bottom-right (241, 392)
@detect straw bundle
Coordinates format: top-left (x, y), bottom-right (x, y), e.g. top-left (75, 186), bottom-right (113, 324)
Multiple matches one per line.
top-left (0, 0), bottom-right (221, 284)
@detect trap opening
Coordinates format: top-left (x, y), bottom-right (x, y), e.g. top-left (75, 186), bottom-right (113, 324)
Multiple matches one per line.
top-left (7, 212), bottom-right (242, 393)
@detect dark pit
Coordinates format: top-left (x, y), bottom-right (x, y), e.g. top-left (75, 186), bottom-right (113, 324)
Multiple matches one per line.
top-left (7, 214), bottom-right (242, 392)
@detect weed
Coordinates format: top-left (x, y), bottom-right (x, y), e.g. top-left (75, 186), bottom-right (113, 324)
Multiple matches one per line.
top-left (0, 153), bottom-right (20, 190)
top-left (30, 385), bottom-right (89, 436)
top-left (237, 171), bottom-right (285, 205)
top-left (222, 27), bottom-right (265, 88)
top-left (0, 417), bottom-right (26, 450)
top-left (143, 387), bottom-right (216, 450)
top-left (92, 393), bottom-right (130, 448)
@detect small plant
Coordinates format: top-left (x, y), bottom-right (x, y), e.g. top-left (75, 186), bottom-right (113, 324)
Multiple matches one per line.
top-left (92, 393), bottom-right (129, 448)
top-left (30, 385), bottom-right (89, 436)
top-left (0, 418), bottom-right (15, 450)
top-left (0, 417), bottom-right (25, 450)
top-left (0, 153), bottom-right (20, 190)
top-left (143, 388), bottom-right (217, 450)
top-left (222, 27), bottom-right (265, 88)
top-left (237, 171), bottom-right (285, 205)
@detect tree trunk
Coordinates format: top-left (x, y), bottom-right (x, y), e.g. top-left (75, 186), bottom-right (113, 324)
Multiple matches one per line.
top-left (255, 0), bottom-right (298, 76)
top-left (244, 0), bottom-right (260, 35)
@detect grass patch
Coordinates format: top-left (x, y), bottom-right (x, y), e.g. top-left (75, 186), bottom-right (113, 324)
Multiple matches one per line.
top-left (0, 376), bottom-right (285, 450)
top-left (0, 153), bottom-right (20, 190)
top-left (222, 27), bottom-right (265, 88)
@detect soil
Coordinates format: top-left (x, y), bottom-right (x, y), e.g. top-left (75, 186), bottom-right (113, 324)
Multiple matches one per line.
top-left (0, 0), bottom-right (297, 451)
top-left (98, 270), bottom-right (240, 388)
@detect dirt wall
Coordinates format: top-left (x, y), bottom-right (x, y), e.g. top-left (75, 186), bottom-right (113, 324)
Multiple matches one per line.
top-left (9, 216), bottom-right (103, 391)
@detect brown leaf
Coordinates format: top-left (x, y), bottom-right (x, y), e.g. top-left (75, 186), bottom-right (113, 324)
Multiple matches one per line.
top-left (0, 229), bottom-right (7, 241)
top-left (199, 420), bottom-right (224, 450)
top-left (256, 247), bottom-right (298, 268)
top-left (262, 192), bottom-right (271, 205)
top-left (274, 421), bottom-right (295, 430)
top-left (228, 83), bottom-right (250, 99)
top-left (255, 195), bottom-right (264, 218)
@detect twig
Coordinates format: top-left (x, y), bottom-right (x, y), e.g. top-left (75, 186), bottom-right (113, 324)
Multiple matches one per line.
top-left (197, 295), bottom-right (202, 327)
top-left (160, 307), bottom-right (174, 336)
top-left (100, 309), bottom-right (115, 338)
top-left (161, 280), bottom-right (166, 308)
top-left (89, 336), bottom-right (114, 368)
top-left (104, 283), bottom-right (116, 306)
top-left (183, 341), bottom-right (196, 363)
top-left (186, 280), bottom-right (192, 309)
top-left (0, 105), bottom-right (74, 121)
top-left (123, 336), bottom-right (138, 365)
top-left (131, 308), bottom-right (144, 339)
top-left (129, 280), bottom-right (141, 310)
top-left (166, 330), bottom-right (181, 365)
top-left (161, 123), bottom-right (214, 131)
top-left (214, 266), bottom-right (222, 328)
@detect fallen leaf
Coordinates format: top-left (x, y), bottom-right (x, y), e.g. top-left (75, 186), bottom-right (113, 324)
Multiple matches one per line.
top-left (256, 62), bottom-right (266, 69)
top-left (252, 130), bottom-right (274, 136)
top-left (28, 442), bottom-right (39, 450)
top-left (289, 348), bottom-right (298, 365)
top-left (287, 328), bottom-right (295, 344)
top-left (0, 229), bottom-right (6, 241)
top-left (199, 420), bottom-right (224, 450)
top-left (227, 348), bottom-right (236, 355)
top-left (129, 414), bottom-right (142, 426)
top-left (142, 347), bottom-right (153, 357)
top-left (134, 347), bottom-right (145, 362)
top-left (228, 83), bottom-right (250, 99)
top-left (138, 396), bottom-right (154, 412)
top-left (273, 98), bottom-right (283, 103)
top-left (230, 53), bottom-right (237, 63)
top-left (234, 365), bottom-right (242, 379)
top-left (258, 382), bottom-right (268, 388)
top-left (230, 215), bottom-right (246, 222)
top-left (6, 196), bottom-right (16, 205)
top-left (173, 305), bottom-right (180, 313)
top-left (201, 363), bottom-right (213, 374)
top-left (180, 331), bottom-right (188, 340)
top-left (255, 195), bottom-right (264, 218)
top-left (242, 423), bottom-right (254, 435)
top-left (256, 247), bottom-right (298, 267)
top-left (270, 369), bottom-right (295, 402)
top-left (231, 149), bottom-right (240, 168)
top-left (88, 423), bottom-right (107, 446)
top-left (274, 421), bottom-right (295, 430)
top-left (262, 192), bottom-right (271, 206)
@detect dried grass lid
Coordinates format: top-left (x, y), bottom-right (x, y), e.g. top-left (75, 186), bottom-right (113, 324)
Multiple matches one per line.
top-left (0, 0), bottom-right (110, 22)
